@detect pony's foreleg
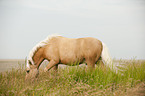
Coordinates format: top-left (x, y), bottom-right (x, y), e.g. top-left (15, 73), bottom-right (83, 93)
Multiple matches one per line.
top-left (50, 65), bottom-right (58, 72)
top-left (44, 60), bottom-right (59, 72)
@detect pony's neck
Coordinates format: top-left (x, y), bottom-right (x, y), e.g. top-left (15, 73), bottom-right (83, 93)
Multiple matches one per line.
top-left (32, 47), bottom-right (44, 68)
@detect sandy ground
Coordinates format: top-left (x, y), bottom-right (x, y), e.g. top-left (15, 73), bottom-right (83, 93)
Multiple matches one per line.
top-left (0, 59), bottom-right (85, 72)
top-left (0, 59), bottom-right (144, 72)
top-left (0, 59), bottom-right (48, 72)
top-left (0, 59), bottom-right (24, 72)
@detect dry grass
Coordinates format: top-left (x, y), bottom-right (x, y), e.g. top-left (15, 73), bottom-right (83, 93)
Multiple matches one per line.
top-left (0, 59), bottom-right (145, 96)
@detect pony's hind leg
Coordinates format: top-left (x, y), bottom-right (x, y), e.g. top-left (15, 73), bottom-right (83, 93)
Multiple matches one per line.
top-left (96, 57), bottom-right (105, 69)
top-left (85, 58), bottom-right (95, 70)
top-left (44, 60), bottom-right (59, 72)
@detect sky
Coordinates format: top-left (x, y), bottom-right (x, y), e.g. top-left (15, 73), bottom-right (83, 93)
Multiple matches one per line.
top-left (0, 0), bottom-right (145, 59)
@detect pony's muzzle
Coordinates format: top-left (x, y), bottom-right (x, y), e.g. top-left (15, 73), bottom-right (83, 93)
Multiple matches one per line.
top-left (25, 68), bottom-right (39, 81)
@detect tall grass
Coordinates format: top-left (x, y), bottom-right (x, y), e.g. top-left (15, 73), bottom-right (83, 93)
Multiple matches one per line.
top-left (0, 60), bottom-right (145, 96)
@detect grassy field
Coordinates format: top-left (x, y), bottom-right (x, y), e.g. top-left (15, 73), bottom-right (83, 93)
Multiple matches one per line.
top-left (0, 60), bottom-right (145, 96)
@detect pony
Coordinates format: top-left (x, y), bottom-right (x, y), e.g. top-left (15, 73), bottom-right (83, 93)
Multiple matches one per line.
top-left (25, 35), bottom-right (116, 80)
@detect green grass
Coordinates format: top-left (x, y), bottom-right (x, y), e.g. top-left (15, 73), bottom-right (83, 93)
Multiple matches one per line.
top-left (0, 60), bottom-right (145, 96)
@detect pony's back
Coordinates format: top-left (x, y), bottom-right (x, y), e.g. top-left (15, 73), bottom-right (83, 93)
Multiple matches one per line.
top-left (43, 36), bottom-right (103, 65)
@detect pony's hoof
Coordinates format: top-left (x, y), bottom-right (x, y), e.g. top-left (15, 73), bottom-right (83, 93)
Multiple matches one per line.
top-left (44, 68), bottom-right (48, 72)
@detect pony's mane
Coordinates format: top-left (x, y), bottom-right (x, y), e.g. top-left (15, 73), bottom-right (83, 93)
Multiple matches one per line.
top-left (28, 34), bottom-right (59, 65)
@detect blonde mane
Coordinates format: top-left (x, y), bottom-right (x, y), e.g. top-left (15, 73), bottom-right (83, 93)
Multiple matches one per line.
top-left (28, 35), bottom-right (59, 65)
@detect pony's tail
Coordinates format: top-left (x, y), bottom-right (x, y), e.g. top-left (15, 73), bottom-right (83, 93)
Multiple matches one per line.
top-left (101, 42), bottom-right (117, 72)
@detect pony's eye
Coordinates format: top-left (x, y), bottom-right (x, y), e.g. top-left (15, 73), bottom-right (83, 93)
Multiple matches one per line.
top-left (28, 60), bottom-right (32, 65)
top-left (26, 70), bottom-right (30, 73)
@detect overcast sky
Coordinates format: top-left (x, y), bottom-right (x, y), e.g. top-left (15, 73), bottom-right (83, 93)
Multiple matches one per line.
top-left (0, 0), bottom-right (145, 59)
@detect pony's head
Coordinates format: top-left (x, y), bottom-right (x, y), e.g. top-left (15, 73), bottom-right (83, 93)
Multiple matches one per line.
top-left (25, 35), bottom-right (59, 81)
top-left (25, 60), bottom-right (39, 81)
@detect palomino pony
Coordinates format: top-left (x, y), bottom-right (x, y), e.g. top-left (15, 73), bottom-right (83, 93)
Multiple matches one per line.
top-left (25, 35), bottom-right (115, 80)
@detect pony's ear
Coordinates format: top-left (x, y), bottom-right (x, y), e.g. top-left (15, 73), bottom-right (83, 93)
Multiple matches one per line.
top-left (28, 60), bottom-right (32, 65)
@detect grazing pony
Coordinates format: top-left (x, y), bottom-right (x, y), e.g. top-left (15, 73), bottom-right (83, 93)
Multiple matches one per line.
top-left (25, 35), bottom-right (115, 80)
